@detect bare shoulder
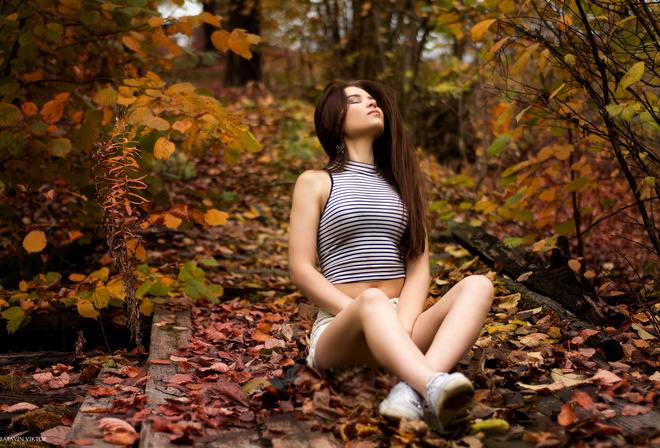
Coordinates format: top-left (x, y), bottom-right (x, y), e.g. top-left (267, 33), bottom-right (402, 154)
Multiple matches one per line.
top-left (295, 169), bottom-right (331, 192)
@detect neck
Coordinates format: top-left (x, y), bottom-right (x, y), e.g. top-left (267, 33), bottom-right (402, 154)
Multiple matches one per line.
top-left (345, 136), bottom-right (375, 164)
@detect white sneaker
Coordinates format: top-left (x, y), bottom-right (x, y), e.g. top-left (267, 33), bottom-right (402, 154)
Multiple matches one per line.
top-left (379, 382), bottom-right (424, 421)
top-left (426, 372), bottom-right (474, 429)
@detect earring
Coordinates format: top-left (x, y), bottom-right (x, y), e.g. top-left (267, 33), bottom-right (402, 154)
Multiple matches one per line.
top-left (336, 136), bottom-right (345, 157)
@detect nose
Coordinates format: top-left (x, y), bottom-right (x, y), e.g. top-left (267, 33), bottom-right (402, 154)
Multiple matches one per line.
top-left (367, 98), bottom-right (377, 108)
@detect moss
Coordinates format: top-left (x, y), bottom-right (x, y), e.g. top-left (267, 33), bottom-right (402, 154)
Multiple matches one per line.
top-left (9, 409), bottom-right (61, 433)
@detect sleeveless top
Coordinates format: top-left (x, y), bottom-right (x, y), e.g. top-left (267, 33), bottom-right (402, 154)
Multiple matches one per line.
top-left (317, 160), bottom-right (407, 284)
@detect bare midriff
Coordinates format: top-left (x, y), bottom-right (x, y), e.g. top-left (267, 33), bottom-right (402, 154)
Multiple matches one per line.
top-left (334, 277), bottom-right (405, 300)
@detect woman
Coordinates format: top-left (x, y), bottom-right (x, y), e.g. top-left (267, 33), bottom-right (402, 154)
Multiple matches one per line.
top-left (288, 79), bottom-right (494, 427)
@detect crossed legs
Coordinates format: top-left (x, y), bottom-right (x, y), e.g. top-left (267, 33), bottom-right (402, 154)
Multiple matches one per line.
top-left (311, 275), bottom-right (494, 399)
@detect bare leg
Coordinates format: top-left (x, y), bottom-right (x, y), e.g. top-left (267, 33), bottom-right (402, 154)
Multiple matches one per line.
top-left (313, 288), bottom-right (435, 396)
top-left (411, 275), bottom-right (494, 372)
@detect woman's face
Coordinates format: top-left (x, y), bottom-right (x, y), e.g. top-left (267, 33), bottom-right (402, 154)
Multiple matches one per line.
top-left (341, 86), bottom-right (384, 140)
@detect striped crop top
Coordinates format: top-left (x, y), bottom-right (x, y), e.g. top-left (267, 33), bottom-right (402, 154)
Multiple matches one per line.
top-left (317, 160), bottom-right (407, 284)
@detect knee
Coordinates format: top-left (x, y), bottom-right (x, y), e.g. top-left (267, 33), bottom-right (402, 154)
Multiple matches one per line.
top-left (355, 288), bottom-right (392, 312)
top-left (461, 275), bottom-right (494, 308)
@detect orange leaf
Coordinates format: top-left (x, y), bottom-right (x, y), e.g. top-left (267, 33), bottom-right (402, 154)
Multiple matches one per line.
top-left (122, 35), bottom-right (143, 53)
top-left (228, 29), bottom-right (251, 58)
top-left (572, 390), bottom-right (594, 410)
top-left (211, 30), bottom-right (230, 52)
top-left (557, 403), bottom-right (577, 426)
top-left (252, 330), bottom-right (270, 342)
top-left (23, 230), bottom-right (47, 253)
top-left (42, 99), bottom-right (63, 124)
top-left (21, 102), bottom-right (38, 116)
top-left (154, 137), bottom-right (175, 160)
top-left (205, 209), bottom-right (229, 226)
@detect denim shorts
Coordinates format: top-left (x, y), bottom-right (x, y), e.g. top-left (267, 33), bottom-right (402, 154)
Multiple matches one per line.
top-left (306, 297), bottom-right (399, 370)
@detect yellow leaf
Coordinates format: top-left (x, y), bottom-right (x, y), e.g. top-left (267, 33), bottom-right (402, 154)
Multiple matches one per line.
top-left (93, 286), bottom-right (111, 308)
top-left (90, 267), bottom-right (109, 281)
top-left (23, 230), bottom-right (47, 253)
top-left (471, 19), bottom-right (497, 40)
top-left (538, 190), bottom-right (555, 201)
top-left (56, 92), bottom-right (70, 102)
top-left (205, 209), bottom-right (229, 226)
top-left (125, 106), bottom-right (151, 127)
top-left (126, 238), bottom-right (146, 261)
top-left (19, 281), bottom-right (29, 292)
top-left (154, 137), bottom-right (175, 159)
top-left (619, 61), bottom-right (645, 90)
top-left (145, 115), bottom-right (170, 131)
top-left (77, 299), bottom-right (99, 320)
top-left (6, 12), bottom-right (18, 20)
top-left (553, 143), bottom-right (573, 160)
top-left (69, 273), bottom-right (86, 282)
top-left (140, 297), bottom-right (154, 316)
top-left (94, 88), bottom-right (118, 107)
top-left (163, 214), bottom-right (182, 229)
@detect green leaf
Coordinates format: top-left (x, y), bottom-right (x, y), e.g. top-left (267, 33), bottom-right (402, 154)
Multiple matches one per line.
top-left (620, 105), bottom-right (636, 122)
top-left (197, 258), bottom-right (219, 267)
top-left (487, 134), bottom-right (512, 156)
top-left (185, 279), bottom-right (207, 300)
top-left (643, 176), bottom-right (656, 187)
top-left (567, 176), bottom-right (590, 192)
top-left (147, 281), bottom-right (172, 296)
top-left (238, 127), bottom-right (261, 153)
top-left (1, 306), bottom-right (24, 321)
top-left (605, 104), bottom-right (622, 118)
top-left (619, 61), bottom-right (644, 90)
top-left (504, 237), bottom-right (523, 248)
top-left (555, 219), bottom-right (576, 235)
top-left (136, 280), bottom-right (152, 298)
top-left (504, 192), bottom-right (523, 207)
top-left (47, 138), bottom-right (72, 157)
top-left (0, 102), bottom-right (20, 126)
top-left (81, 11), bottom-right (100, 25)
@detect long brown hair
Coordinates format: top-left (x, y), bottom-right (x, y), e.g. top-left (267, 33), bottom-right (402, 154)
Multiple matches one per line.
top-left (314, 79), bottom-right (427, 260)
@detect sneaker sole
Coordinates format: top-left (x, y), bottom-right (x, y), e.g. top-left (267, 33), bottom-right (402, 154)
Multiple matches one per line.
top-left (379, 399), bottom-right (423, 421)
top-left (432, 377), bottom-right (475, 429)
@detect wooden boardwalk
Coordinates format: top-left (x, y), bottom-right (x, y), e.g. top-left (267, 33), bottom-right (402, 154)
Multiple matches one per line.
top-left (64, 305), bottom-right (339, 447)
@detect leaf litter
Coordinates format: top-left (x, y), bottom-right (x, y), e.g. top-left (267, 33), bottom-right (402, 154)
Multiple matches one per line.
top-left (1, 90), bottom-right (659, 447)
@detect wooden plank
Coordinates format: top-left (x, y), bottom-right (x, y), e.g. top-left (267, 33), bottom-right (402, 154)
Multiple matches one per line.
top-left (63, 380), bottom-right (128, 447)
top-left (261, 414), bottom-right (340, 448)
top-left (139, 305), bottom-right (192, 447)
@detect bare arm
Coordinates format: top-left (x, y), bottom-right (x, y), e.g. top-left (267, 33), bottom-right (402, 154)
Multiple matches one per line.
top-left (288, 170), bottom-right (353, 315)
top-left (397, 244), bottom-right (430, 335)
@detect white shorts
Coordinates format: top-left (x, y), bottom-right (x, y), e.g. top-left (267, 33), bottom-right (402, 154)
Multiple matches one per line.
top-left (306, 297), bottom-right (399, 370)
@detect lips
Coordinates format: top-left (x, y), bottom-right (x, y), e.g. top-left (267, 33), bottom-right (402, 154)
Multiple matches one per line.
top-left (368, 110), bottom-right (381, 115)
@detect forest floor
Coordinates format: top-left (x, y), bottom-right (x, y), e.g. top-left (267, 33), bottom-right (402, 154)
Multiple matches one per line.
top-left (1, 86), bottom-right (660, 448)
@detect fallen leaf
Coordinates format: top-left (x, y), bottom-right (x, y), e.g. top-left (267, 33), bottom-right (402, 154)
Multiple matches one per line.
top-left (41, 425), bottom-right (70, 445)
top-left (572, 390), bottom-right (595, 410)
top-left (590, 369), bottom-right (622, 386)
top-left (557, 403), bottom-right (577, 426)
top-left (6, 402), bottom-right (39, 413)
top-left (98, 417), bottom-right (140, 445)
top-left (621, 405), bottom-right (650, 416)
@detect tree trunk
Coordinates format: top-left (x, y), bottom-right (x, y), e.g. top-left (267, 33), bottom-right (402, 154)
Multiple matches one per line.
top-left (224, 0), bottom-right (262, 86)
top-left (451, 225), bottom-right (626, 327)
